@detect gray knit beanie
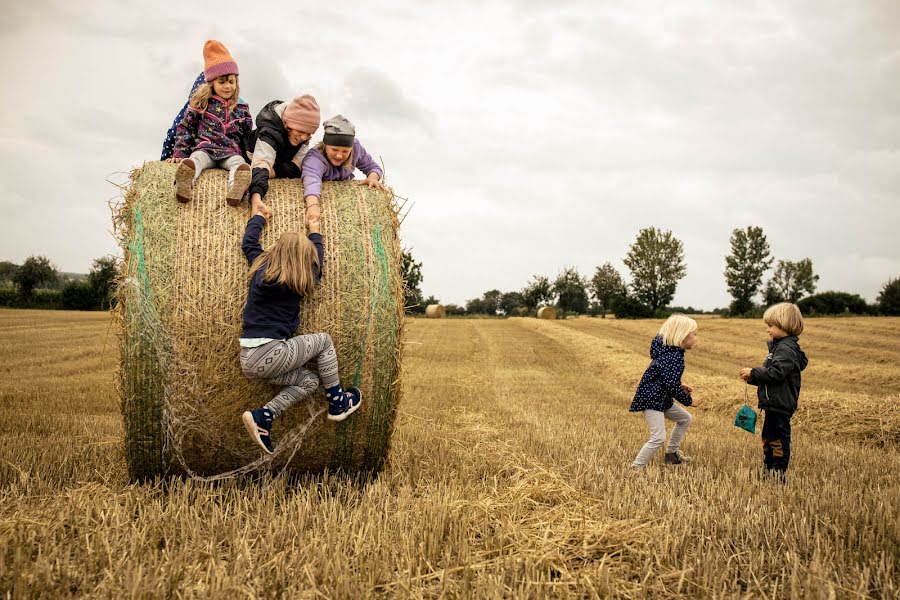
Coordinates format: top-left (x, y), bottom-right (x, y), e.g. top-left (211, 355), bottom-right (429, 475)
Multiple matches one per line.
top-left (322, 114), bottom-right (356, 147)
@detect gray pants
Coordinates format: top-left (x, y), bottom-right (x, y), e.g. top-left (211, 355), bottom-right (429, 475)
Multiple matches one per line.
top-left (239, 333), bottom-right (340, 417)
top-left (190, 151), bottom-right (246, 186)
top-left (631, 404), bottom-right (693, 467)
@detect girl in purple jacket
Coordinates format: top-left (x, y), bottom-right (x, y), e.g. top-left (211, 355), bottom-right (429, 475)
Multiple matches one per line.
top-left (169, 40), bottom-right (253, 207)
top-left (300, 115), bottom-right (385, 224)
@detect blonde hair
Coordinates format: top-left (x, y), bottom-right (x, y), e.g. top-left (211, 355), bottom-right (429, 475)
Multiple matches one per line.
top-left (248, 232), bottom-right (319, 296)
top-left (315, 141), bottom-right (354, 169)
top-left (189, 76), bottom-right (241, 113)
top-left (658, 314), bottom-right (698, 348)
top-left (763, 302), bottom-right (804, 336)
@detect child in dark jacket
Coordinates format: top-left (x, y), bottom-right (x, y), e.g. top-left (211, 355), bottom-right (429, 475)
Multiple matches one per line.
top-left (301, 115), bottom-right (385, 225)
top-left (740, 302), bottom-right (808, 477)
top-left (239, 209), bottom-right (362, 455)
top-left (170, 40), bottom-right (253, 207)
top-left (629, 315), bottom-right (700, 470)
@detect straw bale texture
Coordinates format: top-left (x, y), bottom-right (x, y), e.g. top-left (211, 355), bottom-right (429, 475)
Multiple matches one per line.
top-left (537, 306), bottom-right (557, 320)
top-left (114, 161), bottom-right (404, 481)
top-left (425, 304), bottom-right (445, 319)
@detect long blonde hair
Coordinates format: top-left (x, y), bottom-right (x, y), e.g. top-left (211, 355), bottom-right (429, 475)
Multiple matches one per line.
top-left (315, 141), bottom-right (354, 169)
top-left (189, 76), bottom-right (241, 113)
top-left (248, 232), bottom-right (319, 296)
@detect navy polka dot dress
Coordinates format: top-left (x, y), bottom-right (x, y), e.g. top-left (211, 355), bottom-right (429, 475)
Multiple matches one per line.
top-left (629, 335), bottom-right (693, 412)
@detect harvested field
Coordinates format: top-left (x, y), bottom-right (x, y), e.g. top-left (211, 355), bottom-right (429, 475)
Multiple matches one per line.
top-left (1, 310), bottom-right (898, 597)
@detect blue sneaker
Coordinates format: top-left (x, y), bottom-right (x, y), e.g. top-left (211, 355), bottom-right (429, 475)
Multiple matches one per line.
top-left (327, 386), bottom-right (362, 422)
top-left (242, 408), bottom-right (274, 454)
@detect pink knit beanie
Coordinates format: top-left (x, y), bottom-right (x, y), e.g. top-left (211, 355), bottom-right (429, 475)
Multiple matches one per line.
top-left (282, 95), bottom-right (321, 134)
top-left (203, 40), bottom-right (239, 82)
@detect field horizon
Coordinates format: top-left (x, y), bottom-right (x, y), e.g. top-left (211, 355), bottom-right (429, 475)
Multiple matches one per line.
top-left (1, 309), bottom-right (897, 598)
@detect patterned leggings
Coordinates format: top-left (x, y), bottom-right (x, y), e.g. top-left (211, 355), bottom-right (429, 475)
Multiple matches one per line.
top-left (239, 333), bottom-right (340, 417)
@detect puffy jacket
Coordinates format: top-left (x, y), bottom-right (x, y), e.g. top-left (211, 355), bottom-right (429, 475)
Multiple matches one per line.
top-left (629, 335), bottom-right (693, 412)
top-left (173, 95), bottom-right (252, 161)
top-left (749, 336), bottom-right (808, 416)
top-left (246, 100), bottom-right (311, 198)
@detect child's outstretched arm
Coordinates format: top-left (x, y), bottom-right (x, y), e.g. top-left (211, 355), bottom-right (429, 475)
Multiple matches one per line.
top-left (354, 142), bottom-right (385, 190)
top-left (241, 214), bottom-right (266, 266)
top-left (171, 107), bottom-right (202, 160)
top-left (658, 354), bottom-right (693, 406)
top-left (746, 345), bottom-right (797, 385)
top-left (307, 220), bottom-right (325, 284)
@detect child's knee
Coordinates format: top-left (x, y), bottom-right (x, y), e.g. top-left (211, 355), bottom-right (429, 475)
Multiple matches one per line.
top-left (647, 432), bottom-right (666, 447)
top-left (682, 412), bottom-right (693, 427)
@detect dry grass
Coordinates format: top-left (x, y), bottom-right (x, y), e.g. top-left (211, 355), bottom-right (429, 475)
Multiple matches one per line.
top-left (1, 310), bottom-right (898, 598)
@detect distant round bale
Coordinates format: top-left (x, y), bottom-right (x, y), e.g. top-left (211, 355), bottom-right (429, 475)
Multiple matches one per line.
top-left (115, 162), bottom-right (404, 481)
top-left (537, 306), bottom-right (558, 320)
top-left (425, 304), bottom-right (445, 319)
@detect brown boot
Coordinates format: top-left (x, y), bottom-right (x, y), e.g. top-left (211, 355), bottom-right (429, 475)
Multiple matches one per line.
top-left (174, 158), bottom-right (196, 203)
top-left (227, 163), bottom-right (251, 206)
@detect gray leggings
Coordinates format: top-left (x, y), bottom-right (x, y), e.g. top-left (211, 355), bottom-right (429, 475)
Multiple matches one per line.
top-left (190, 151), bottom-right (246, 186)
top-left (631, 404), bottom-right (693, 467)
top-left (239, 333), bottom-right (340, 417)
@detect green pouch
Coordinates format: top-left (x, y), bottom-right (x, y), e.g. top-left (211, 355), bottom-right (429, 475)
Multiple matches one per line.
top-left (734, 404), bottom-right (757, 434)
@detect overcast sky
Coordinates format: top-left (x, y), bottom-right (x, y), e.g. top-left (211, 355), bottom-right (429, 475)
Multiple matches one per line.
top-left (1, 0), bottom-right (898, 309)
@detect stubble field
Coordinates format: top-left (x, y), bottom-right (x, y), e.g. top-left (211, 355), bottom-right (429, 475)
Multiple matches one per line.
top-left (1, 309), bottom-right (898, 598)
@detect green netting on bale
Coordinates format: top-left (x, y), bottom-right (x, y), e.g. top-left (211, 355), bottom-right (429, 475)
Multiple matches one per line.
top-left (114, 161), bottom-right (404, 481)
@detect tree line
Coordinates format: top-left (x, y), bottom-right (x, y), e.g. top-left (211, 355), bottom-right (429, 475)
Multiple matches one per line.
top-left (403, 226), bottom-right (900, 318)
top-left (0, 256), bottom-right (117, 311)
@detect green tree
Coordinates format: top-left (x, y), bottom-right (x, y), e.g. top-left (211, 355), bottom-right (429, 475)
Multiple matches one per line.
top-left (14, 255), bottom-right (58, 298)
top-left (877, 277), bottom-right (900, 316)
top-left (482, 290), bottom-right (502, 315)
top-left (499, 291), bottom-right (526, 316)
top-left (763, 258), bottom-right (819, 304)
top-left (589, 262), bottom-right (624, 318)
top-left (400, 249), bottom-right (423, 313)
top-left (724, 226), bottom-right (772, 315)
top-left (89, 256), bottom-right (118, 310)
top-left (522, 275), bottom-right (554, 312)
top-left (623, 227), bottom-right (686, 312)
top-left (0, 261), bottom-right (18, 288)
top-left (553, 267), bottom-right (589, 315)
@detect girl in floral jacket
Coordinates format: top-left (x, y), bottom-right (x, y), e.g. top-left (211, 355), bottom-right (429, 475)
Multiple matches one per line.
top-left (169, 40), bottom-right (252, 206)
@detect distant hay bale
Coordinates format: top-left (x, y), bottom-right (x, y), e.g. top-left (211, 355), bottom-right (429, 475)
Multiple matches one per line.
top-left (114, 162), bottom-right (404, 481)
top-left (425, 304), bottom-right (445, 319)
top-left (537, 306), bottom-right (557, 320)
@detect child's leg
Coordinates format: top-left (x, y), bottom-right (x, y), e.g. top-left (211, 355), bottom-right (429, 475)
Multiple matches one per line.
top-left (663, 404), bottom-right (692, 454)
top-left (189, 150), bottom-right (214, 181)
top-left (769, 413), bottom-right (791, 473)
top-left (631, 410), bottom-right (666, 467)
top-left (222, 155), bottom-right (251, 205)
top-left (761, 411), bottom-right (775, 470)
top-left (241, 334), bottom-right (340, 397)
top-left (262, 367), bottom-right (320, 417)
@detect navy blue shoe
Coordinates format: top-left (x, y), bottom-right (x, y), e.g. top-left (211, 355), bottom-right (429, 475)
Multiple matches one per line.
top-left (327, 386), bottom-right (362, 422)
top-left (242, 408), bottom-right (274, 454)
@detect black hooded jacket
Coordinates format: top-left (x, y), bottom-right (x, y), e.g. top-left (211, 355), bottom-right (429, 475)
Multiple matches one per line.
top-left (749, 335), bottom-right (808, 416)
top-left (246, 101), bottom-right (310, 198)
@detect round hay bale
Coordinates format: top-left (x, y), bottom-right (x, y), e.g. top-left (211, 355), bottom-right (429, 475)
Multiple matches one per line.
top-left (537, 306), bottom-right (558, 320)
top-left (114, 162), bottom-right (404, 481)
top-left (425, 304), bottom-right (445, 319)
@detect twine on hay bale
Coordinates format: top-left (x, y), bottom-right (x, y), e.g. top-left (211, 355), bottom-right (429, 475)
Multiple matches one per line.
top-left (537, 306), bottom-right (557, 320)
top-left (425, 304), bottom-right (445, 319)
top-left (113, 161), bottom-right (404, 481)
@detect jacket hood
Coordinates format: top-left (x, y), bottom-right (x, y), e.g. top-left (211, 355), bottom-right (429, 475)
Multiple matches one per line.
top-left (650, 335), bottom-right (683, 360)
top-left (770, 335), bottom-right (808, 371)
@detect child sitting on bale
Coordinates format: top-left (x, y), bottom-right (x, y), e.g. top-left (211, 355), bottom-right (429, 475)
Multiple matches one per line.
top-left (301, 115), bottom-right (386, 224)
top-left (239, 207), bottom-right (362, 455)
top-left (629, 315), bottom-right (700, 470)
top-left (169, 40), bottom-right (253, 207)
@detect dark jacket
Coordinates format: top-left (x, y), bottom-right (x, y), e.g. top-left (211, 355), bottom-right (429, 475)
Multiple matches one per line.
top-left (629, 336), bottom-right (693, 412)
top-left (240, 215), bottom-right (324, 340)
top-left (749, 336), bottom-right (808, 417)
top-left (173, 95), bottom-right (252, 161)
top-left (246, 101), bottom-right (311, 198)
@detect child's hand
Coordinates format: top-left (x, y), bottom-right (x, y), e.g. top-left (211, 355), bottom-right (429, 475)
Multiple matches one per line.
top-left (690, 396), bottom-right (701, 407)
top-left (739, 368), bottom-right (752, 382)
top-left (305, 204), bottom-right (321, 226)
top-left (681, 383), bottom-right (693, 393)
top-left (307, 218), bottom-right (321, 234)
top-left (251, 196), bottom-right (271, 220)
top-left (358, 173), bottom-right (386, 191)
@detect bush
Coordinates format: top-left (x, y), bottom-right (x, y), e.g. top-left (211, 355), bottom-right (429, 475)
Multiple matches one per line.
top-left (797, 291), bottom-right (869, 316)
top-left (62, 282), bottom-right (99, 311)
top-left (611, 293), bottom-right (654, 319)
top-left (0, 288), bottom-right (21, 307)
top-left (878, 278), bottom-right (900, 316)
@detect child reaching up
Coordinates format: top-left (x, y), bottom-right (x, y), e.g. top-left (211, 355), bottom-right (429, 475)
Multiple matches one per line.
top-left (239, 209), bottom-right (362, 455)
top-left (300, 115), bottom-right (385, 224)
top-left (629, 315), bottom-right (700, 470)
top-left (170, 40), bottom-right (253, 207)
top-left (740, 303), bottom-right (808, 478)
